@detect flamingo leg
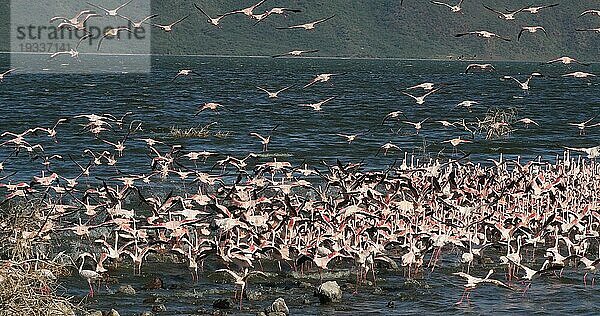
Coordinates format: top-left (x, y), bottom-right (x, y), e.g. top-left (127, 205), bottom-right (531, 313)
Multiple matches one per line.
top-left (88, 280), bottom-right (94, 298)
top-left (522, 282), bottom-right (531, 296)
top-left (455, 288), bottom-right (468, 305)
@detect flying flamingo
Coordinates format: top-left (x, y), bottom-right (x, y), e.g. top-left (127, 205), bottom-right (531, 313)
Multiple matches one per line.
top-left (86, 0), bottom-right (133, 17)
top-left (0, 68), bottom-right (17, 83)
top-left (276, 15), bottom-right (336, 31)
top-left (430, 0), bottom-right (465, 13)
top-left (256, 85), bottom-right (293, 98)
top-left (152, 15), bottom-right (190, 32)
top-left (272, 49), bottom-right (319, 58)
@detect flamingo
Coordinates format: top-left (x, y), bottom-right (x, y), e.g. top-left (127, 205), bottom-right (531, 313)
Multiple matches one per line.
top-left (465, 64), bottom-right (496, 73)
top-left (406, 82), bottom-right (435, 90)
top-left (545, 56), bottom-right (589, 66)
top-left (562, 71), bottom-right (596, 78)
top-left (74, 253), bottom-right (102, 297)
top-left (579, 10), bottom-right (600, 17)
top-left (0, 68), bottom-right (17, 83)
top-left (403, 118), bottom-right (429, 134)
top-left (430, 0), bottom-right (465, 13)
top-left (518, 26), bottom-right (548, 41)
top-left (194, 4), bottom-right (237, 27)
top-left (272, 49), bottom-right (319, 58)
top-left (522, 4), bottom-right (559, 14)
top-left (401, 87), bottom-right (442, 105)
top-left (256, 85), bottom-right (293, 98)
top-left (97, 27), bottom-right (132, 51)
top-left (249, 132), bottom-right (271, 152)
top-left (455, 30), bottom-right (511, 41)
top-left (300, 97), bottom-right (336, 111)
top-left (276, 15), bottom-right (336, 30)
top-left (172, 69), bottom-right (197, 82)
top-left (86, 0), bottom-right (133, 17)
top-left (50, 10), bottom-right (95, 24)
top-left (215, 268), bottom-right (266, 309)
top-left (152, 15), bottom-right (189, 32)
top-left (483, 5), bottom-right (526, 20)
top-left (121, 14), bottom-right (159, 29)
top-left (564, 145), bottom-right (600, 158)
top-left (576, 27), bottom-right (600, 34)
top-left (453, 269), bottom-right (512, 305)
top-left (502, 73), bottom-right (542, 90)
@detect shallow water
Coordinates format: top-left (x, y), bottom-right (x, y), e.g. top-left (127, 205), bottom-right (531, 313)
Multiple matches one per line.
top-left (64, 252), bottom-right (599, 315)
top-left (1, 55), bottom-right (600, 314)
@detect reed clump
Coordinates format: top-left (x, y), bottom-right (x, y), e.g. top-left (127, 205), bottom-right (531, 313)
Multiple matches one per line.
top-left (0, 202), bottom-right (81, 316)
top-left (170, 122), bottom-right (218, 139)
top-left (478, 107), bottom-right (518, 140)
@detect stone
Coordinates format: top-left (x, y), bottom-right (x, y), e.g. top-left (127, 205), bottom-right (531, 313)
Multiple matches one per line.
top-left (106, 309), bottom-right (120, 316)
top-left (213, 298), bottom-right (232, 310)
top-left (246, 290), bottom-right (263, 301)
top-left (152, 304), bottom-right (167, 312)
top-left (88, 311), bottom-right (103, 316)
top-left (265, 297), bottom-right (289, 316)
top-left (139, 312), bottom-right (153, 316)
top-left (144, 276), bottom-right (163, 290)
top-left (117, 284), bottom-right (136, 295)
top-left (143, 296), bottom-right (165, 304)
top-left (314, 281), bottom-right (342, 304)
top-left (482, 257), bottom-right (494, 264)
top-left (50, 302), bottom-right (74, 316)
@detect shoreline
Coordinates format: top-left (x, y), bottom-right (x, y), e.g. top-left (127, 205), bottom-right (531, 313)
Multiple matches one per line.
top-left (2, 51), bottom-right (597, 64)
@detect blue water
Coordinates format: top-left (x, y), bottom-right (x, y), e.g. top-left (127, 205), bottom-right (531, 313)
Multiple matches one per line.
top-left (1, 55), bottom-right (599, 315)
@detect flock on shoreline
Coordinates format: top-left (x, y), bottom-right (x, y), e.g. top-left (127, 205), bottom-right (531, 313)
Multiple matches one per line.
top-left (0, 0), bottom-right (599, 312)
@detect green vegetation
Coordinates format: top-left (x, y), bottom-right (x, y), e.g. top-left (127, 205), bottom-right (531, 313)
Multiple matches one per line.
top-left (2, 0), bottom-right (600, 61)
top-left (150, 0), bottom-right (600, 60)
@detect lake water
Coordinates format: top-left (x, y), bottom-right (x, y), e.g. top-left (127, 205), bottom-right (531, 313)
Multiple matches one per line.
top-left (1, 55), bottom-right (599, 315)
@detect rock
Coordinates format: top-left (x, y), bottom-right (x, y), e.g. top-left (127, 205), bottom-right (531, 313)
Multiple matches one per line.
top-left (298, 281), bottom-right (312, 289)
top-left (257, 312), bottom-right (267, 316)
top-left (105, 310), bottom-right (120, 316)
top-left (482, 257), bottom-right (494, 264)
top-left (213, 298), bottom-right (232, 310)
top-left (50, 302), bottom-right (75, 316)
top-left (143, 296), bottom-right (165, 304)
top-left (265, 297), bottom-right (289, 316)
top-left (373, 287), bottom-right (383, 295)
top-left (144, 276), bottom-right (163, 290)
top-left (387, 301), bottom-right (395, 308)
top-left (246, 290), bottom-right (263, 301)
top-left (139, 312), bottom-right (153, 316)
top-left (152, 304), bottom-right (167, 312)
top-left (302, 298), bottom-right (311, 305)
top-left (87, 311), bottom-right (103, 316)
top-left (118, 284), bottom-right (136, 295)
top-left (314, 281), bottom-right (342, 304)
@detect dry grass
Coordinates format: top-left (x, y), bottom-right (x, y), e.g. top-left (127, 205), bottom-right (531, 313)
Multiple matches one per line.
top-left (0, 202), bottom-right (82, 316)
top-left (170, 122), bottom-right (218, 139)
top-left (478, 108), bottom-right (518, 140)
top-left (0, 259), bottom-right (80, 316)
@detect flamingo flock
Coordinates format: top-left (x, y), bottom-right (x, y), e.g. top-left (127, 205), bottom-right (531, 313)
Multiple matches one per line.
top-left (0, 113), bottom-right (598, 307)
top-left (1, 0), bottom-right (599, 313)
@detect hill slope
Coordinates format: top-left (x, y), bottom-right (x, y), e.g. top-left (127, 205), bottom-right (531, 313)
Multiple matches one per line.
top-left (2, 0), bottom-right (600, 61)
top-left (150, 0), bottom-right (600, 61)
